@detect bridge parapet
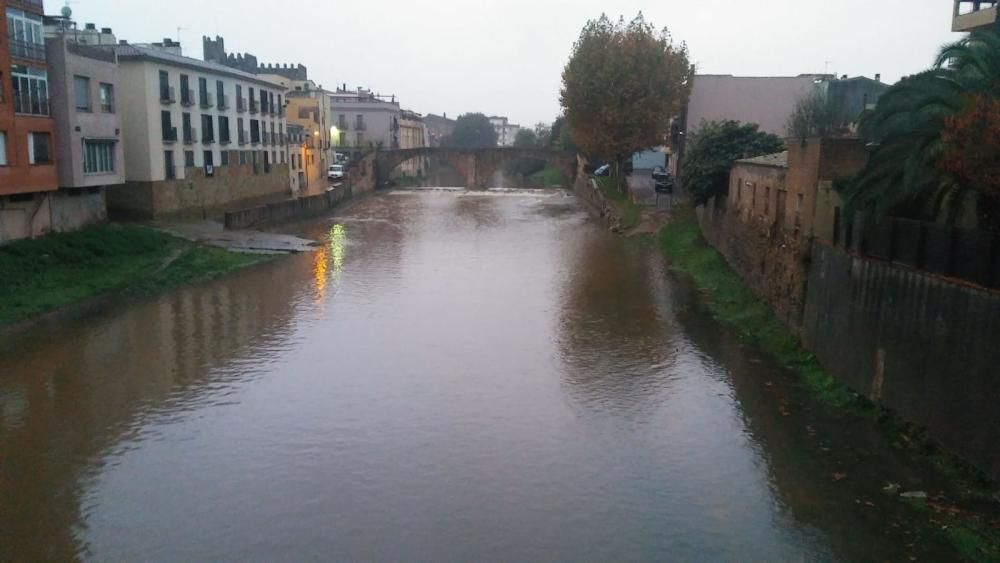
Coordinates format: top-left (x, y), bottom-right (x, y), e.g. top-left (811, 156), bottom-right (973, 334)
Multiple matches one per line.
top-left (372, 147), bottom-right (578, 190)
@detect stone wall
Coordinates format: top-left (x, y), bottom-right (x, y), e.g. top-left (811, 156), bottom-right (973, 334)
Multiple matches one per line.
top-left (804, 243), bottom-right (1000, 480)
top-left (224, 186), bottom-right (352, 230)
top-left (107, 161), bottom-right (291, 219)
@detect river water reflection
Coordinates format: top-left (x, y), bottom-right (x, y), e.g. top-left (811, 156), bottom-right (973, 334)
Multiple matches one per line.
top-left (0, 191), bottom-right (956, 561)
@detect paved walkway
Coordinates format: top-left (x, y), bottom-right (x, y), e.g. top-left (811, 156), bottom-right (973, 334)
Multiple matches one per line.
top-left (149, 221), bottom-right (320, 254)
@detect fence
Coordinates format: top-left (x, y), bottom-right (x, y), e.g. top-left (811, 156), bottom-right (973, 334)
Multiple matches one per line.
top-left (840, 216), bottom-right (1000, 290)
top-left (223, 186), bottom-right (352, 230)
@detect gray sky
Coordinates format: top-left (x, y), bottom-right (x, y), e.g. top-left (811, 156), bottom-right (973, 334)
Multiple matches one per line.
top-left (74, 0), bottom-right (957, 126)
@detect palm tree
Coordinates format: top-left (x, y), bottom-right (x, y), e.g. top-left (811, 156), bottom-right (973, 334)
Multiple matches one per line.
top-left (843, 31), bottom-right (1000, 225)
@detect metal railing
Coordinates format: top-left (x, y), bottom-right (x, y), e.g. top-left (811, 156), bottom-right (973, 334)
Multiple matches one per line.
top-left (181, 88), bottom-right (195, 106)
top-left (218, 94), bottom-right (230, 110)
top-left (355, 122), bottom-right (367, 131)
top-left (238, 130), bottom-right (248, 145)
top-left (184, 128), bottom-right (197, 144)
top-left (249, 100), bottom-right (259, 114)
top-left (10, 39), bottom-right (46, 62)
top-left (163, 127), bottom-right (178, 143)
top-left (202, 130), bottom-right (214, 144)
top-left (160, 86), bottom-right (176, 104)
top-left (237, 98), bottom-right (247, 112)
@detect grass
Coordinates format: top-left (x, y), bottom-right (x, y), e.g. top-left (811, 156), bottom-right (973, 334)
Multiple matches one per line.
top-left (596, 175), bottom-right (642, 231)
top-left (657, 207), bottom-right (1000, 560)
top-left (0, 224), bottom-right (266, 325)
top-left (529, 166), bottom-right (570, 188)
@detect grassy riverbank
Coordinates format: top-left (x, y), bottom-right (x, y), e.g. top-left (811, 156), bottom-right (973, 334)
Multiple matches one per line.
top-left (596, 176), bottom-right (642, 230)
top-left (0, 224), bottom-right (267, 325)
top-left (657, 207), bottom-right (999, 561)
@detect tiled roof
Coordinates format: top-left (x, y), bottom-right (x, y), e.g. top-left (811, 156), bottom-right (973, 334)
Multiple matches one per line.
top-left (735, 151), bottom-right (788, 168)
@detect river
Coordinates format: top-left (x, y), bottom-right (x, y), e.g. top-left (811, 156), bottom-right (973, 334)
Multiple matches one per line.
top-left (0, 190), bottom-right (960, 561)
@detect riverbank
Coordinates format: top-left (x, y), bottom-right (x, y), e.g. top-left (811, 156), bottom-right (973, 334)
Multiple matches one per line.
top-left (657, 207), bottom-right (999, 561)
top-left (0, 224), bottom-right (271, 326)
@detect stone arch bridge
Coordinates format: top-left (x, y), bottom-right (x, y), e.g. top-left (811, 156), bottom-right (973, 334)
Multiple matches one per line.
top-left (370, 148), bottom-right (578, 190)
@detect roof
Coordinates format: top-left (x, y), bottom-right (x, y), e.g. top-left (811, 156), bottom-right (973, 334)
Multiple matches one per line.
top-left (735, 151), bottom-right (788, 168)
top-left (109, 44), bottom-right (286, 89)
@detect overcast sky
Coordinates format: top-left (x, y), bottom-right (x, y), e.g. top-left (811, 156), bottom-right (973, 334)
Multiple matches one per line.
top-left (72, 0), bottom-right (958, 126)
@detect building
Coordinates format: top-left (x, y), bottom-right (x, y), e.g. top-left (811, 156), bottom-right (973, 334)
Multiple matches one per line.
top-left (0, 0), bottom-right (60, 242)
top-left (489, 115), bottom-right (520, 146)
top-left (952, 0), bottom-right (997, 31)
top-left (43, 19), bottom-right (125, 232)
top-left (102, 40), bottom-right (289, 218)
top-left (820, 75), bottom-right (888, 131)
top-left (286, 123), bottom-right (307, 192)
top-left (203, 35), bottom-right (332, 188)
top-left (423, 113), bottom-right (455, 147)
top-left (329, 86), bottom-right (401, 155)
top-left (397, 110), bottom-right (428, 177)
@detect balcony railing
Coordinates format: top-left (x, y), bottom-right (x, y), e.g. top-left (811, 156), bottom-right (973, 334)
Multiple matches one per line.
top-left (163, 127), bottom-right (178, 143)
top-left (202, 131), bottom-right (214, 144)
top-left (238, 130), bottom-right (248, 145)
top-left (10, 39), bottom-right (46, 62)
top-left (184, 128), bottom-right (197, 144)
top-left (237, 98), bottom-right (247, 113)
top-left (181, 88), bottom-right (195, 106)
top-left (199, 93), bottom-right (213, 109)
top-left (14, 92), bottom-right (50, 116)
top-left (218, 95), bottom-right (230, 110)
top-left (249, 100), bottom-right (258, 114)
top-left (355, 122), bottom-right (367, 131)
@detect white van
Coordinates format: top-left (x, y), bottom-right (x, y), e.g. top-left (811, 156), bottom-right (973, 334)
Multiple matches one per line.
top-left (328, 164), bottom-right (345, 180)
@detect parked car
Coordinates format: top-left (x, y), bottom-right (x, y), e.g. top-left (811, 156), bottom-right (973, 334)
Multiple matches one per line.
top-left (328, 164), bottom-right (345, 181)
top-left (592, 164), bottom-right (611, 177)
top-left (652, 166), bottom-right (674, 194)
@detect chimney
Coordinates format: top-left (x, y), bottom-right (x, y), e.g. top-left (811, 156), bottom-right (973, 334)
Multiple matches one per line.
top-left (85, 23), bottom-right (96, 30)
top-left (875, 73), bottom-right (881, 83)
top-left (101, 27), bottom-right (112, 34)
top-left (841, 74), bottom-right (847, 80)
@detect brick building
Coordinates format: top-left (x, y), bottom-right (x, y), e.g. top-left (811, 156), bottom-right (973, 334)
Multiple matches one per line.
top-left (0, 0), bottom-right (59, 242)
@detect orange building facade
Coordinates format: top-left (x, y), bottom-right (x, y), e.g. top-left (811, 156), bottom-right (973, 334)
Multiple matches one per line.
top-left (1, 0), bottom-right (59, 241)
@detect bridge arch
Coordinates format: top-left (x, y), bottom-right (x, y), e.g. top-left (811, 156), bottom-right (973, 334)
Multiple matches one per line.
top-left (373, 148), bottom-right (578, 190)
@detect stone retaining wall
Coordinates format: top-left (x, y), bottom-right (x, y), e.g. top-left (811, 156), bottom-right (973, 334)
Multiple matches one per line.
top-left (224, 186), bottom-right (352, 230)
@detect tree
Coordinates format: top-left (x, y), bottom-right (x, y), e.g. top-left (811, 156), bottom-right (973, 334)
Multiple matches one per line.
top-left (513, 129), bottom-right (539, 148)
top-left (443, 113), bottom-right (498, 148)
top-left (842, 32), bottom-right (1000, 226)
top-left (681, 120), bottom-right (785, 205)
top-left (560, 13), bottom-right (692, 186)
top-left (549, 116), bottom-right (576, 151)
top-left (787, 88), bottom-right (848, 141)
top-left (533, 123), bottom-right (552, 148)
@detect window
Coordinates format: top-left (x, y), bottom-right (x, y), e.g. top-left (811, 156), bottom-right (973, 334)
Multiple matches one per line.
top-left (239, 150), bottom-right (247, 165)
top-left (216, 80), bottom-right (225, 108)
top-left (356, 132), bottom-right (364, 146)
top-left (356, 114), bottom-right (364, 129)
top-left (250, 119), bottom-right (260, 143)
top-left (99, 83), bottom-right (114, 112)
top-left (28, 132), bottom-right (52, 164)
top-left (203, 150), bottom-right (214, 167)
top-left (220, 150), bottom-right (229, 166)
top-left (338, 114), bottom-right (347, 129)
top-left (268, 92), bottom-right (274, 115)
top-left (219, 116), bottom-right (230, 144)
top-left (199, 77), bottom-right (210, 107)
top-left (277, 94), bottom-right (282, 116)
top-left (0, 132), bottom-right (7, 166)
top-left (201, 114), bottom-right (215, 143)
top-left (180, 74), bottom-right (191, 105)
top-left (249, 87), bottom-right (256, 112)
top-left (164, 150), bottom-right (176, 179)
top-left (236, 84), bottom-right (243, 109)
top-left (339, 131), bottom-right (346, 145)
top-left (12, 65), bottom-right (49, 115)
top-left (182, 112), bottom-right (193, 142)
top-left (279, 124), bottom-right (284, 145)
top-left (237, 117), bottom-right (245, 144)
top-left (184, 150), bottom-right (195, 168)
top-left (260, 89), bottom-right (268, 114)
top-left (764, 187), bottom-right (770, 216)
top-left (159, 70), bottom-right (171, 101)
top-left (6, 8), bottom-right (44, 61)
top-left (263, 151), bottom-right (270, 173)
top-left (83, 140), bottom-right (115, 174)
top-left (162, 110), bottom-right (176, 142)
top-left (280, 151), bottom-right (285, 164)
top-left (74, 75), bottom-right (91, 111)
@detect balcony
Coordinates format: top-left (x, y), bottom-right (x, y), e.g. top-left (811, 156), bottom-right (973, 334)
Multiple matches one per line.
top-left (261, 133), bottom-right (269, 146)
top-left (238, 130), bottom-right (248, 145)
top-left (181, 89), bottom-right (195, 107)
top-left (218, 95), bottom-right (230, 110)
top-left (10, 0), bottom-right (44, 12)
top-left (14, 92), bottom-right (50, 116)
top-left (338, 121), bottom-right (349, 131)
top-left (249, 100), bottom-right (259, 114)
top-left (183, 128), bottom-right (197, 145)
top-left (202, 132), bottom-right (215, 145)
top-left (199, 93), bottom-right (213, 109)
top-left (160, 86), bottom-right (176, 105)
top-left (163, 127), bottom-right (178, 143)
top-left (237, 98), bottom-right (247, 113)
top-left (355, 122), bottom-right (367, 131)
top-left (10, 39), bottom-right (46, 62)
top-left (953, 1), bottom-right (998, 31)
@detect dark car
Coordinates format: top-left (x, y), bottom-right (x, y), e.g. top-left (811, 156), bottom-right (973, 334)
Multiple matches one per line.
top-left (652, 166), bottom-right (674, 194)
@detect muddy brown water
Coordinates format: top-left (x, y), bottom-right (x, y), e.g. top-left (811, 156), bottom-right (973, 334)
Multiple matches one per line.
top-left (0, 191), bottom-right (965, 561)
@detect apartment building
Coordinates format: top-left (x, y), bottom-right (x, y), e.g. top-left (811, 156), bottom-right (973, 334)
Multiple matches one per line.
top-left (330, 86), bottom-right (400, 155)
top-left (952, 0), bottom-right (997, 31)
top-left (104, 40), bottom-right (289, 218)
top-left (286, 122), bottom-right (307, 192)
top-left (398, 110), bottom-right (428, 177)
top-left (282, 84), bottom-right (331, 191)
top-left (0, 0), bottom-right (59, 242)
top-left (488, 115), bottom-right (520, 147)
top-left (424, 113), bottom-right (455, 147)
top-left (43, 21), bottom-right (125, 231)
